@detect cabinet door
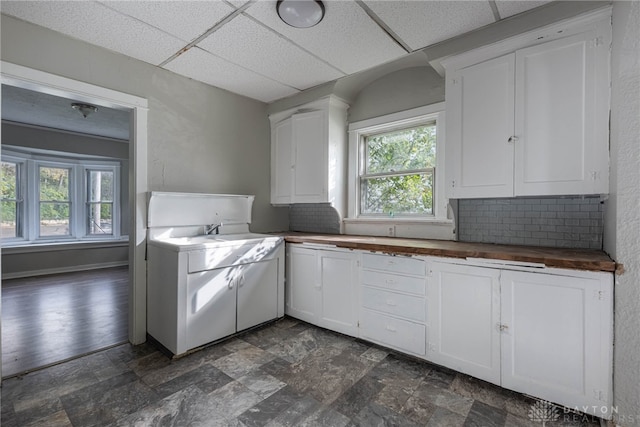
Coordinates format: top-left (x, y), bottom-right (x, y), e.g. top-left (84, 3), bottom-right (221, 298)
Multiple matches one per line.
top-left (271, 119), bottom-right (293, 204)
top-left (285, 246), bottom-right (320, 324)
top-left (186, 267), bottom-right (237, 351)
top-left (237, 259), bottom-right (279, 332)
top-left (319, 250), bottom-right (357, 336)
top-left (501, 270), bottom-right (612, 414)
top-left (446, 54), bottom-right (515, 198)
top-left (427, 262), bottom-right (501, 384)
top-left (293, 110), bottom-right (326, 203)
top-left (515, 31), bottom-right (608, 195)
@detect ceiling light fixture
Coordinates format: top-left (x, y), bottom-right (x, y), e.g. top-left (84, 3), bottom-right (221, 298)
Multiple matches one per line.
top-left (277, 0), bottom-right (325, 28)
top-left (71, 102), bottom-right (98, 118)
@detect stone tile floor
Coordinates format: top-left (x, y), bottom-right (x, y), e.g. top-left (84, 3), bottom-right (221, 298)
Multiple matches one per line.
top-left (2, 317), bottom-right (604, 426)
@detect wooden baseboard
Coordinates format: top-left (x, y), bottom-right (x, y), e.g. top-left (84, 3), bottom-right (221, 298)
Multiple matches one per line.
top-left (2, 261), bottom-right (129, 280)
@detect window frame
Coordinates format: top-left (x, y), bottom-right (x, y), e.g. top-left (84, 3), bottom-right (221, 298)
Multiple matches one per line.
top-left (347, 103), bottom-right (448, 222)
top-left (1, 148), bottom-right (121, 246)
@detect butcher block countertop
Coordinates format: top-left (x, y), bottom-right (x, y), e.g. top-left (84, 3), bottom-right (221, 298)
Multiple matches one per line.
top-left (283, 233), bottom-right (617, 273)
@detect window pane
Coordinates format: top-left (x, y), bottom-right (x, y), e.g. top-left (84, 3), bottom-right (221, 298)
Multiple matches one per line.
top-left (1, 201), bottom-right (17, 238)
top-left (40, 167), bottom-right (70, 201)
top-left (366, 124), bottom-right (436, 174)
top-left (88, 202), bottom-right (113, 235)
top-left (40, 202), bottom-right (70, 236)
top-left (362, 173), bottom-right (433, 215)
top-left (1, 161), bottom-right (17, 199)
top-left (88, 170), bottom-right (114, 202)
top-left (2, 162), bottom-right (20, 238)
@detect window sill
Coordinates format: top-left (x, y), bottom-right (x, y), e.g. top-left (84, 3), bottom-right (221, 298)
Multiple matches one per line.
top-left (344, 217), bottom-right (453, 226)
top-left (1, 238), bottom-right (129, 255)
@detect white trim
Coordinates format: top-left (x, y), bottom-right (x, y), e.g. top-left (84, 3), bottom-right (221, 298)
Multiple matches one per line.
top-left (349, 103), bottom-right (445, 132)
top-left (2, 261), bottom-right (128, 280)
top-left (2, 240), bottom-right (129, 254)
top-left (1, 61), bottom-right (149, 362)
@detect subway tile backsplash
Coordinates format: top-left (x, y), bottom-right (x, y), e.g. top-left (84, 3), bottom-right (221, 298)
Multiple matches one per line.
top-left (457, 196), bottom-right (604, 249)
top-left (289, 203), bottom-right (341, 234)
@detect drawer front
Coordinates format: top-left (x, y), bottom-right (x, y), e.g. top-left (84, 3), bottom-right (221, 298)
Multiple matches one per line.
top-left (361, 269), bottom-right (426, 295)
top-left (362, 253), bottom-right (425, 277)
top-left (188, 246), bottom-right (245, 273)
top-left (361, 286), bottom-right (425, 322)
top-left (360, 309), bottom-right (426, 356)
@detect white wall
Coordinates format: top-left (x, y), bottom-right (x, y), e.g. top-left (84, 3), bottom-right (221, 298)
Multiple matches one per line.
top-left (0, 14), bottom-right (289, 234)
top-left (605, 2), bottom-right (640, 426)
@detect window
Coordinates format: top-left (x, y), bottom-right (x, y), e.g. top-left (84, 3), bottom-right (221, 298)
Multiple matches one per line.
top-left (1, 149), bottom-right (121, 245)
top-left (348, 103), bottom-right (447, 222)
top-left (361, 124), bottom-right (436, 216)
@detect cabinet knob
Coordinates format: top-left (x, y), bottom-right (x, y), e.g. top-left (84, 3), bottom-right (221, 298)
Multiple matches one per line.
top-left (497, 323), bottom-right (509, 332)
top-left (507, 136), bottom-right (519, 143)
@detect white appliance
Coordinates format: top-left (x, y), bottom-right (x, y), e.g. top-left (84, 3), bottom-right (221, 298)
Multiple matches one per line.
top-left (146, 192), bottom-right (284, 356)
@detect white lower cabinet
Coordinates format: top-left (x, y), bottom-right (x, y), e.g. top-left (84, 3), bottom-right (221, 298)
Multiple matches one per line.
top-left (500, 270), bottom-right (613, 416)
top-left (359, 253), bottom-right (427, 357)
top-left (427, 262), bottom-right (501, 384)
top-left (286, 245), bottom-right (358, 336)
top-left (427, 260), bottom-right (613, 419)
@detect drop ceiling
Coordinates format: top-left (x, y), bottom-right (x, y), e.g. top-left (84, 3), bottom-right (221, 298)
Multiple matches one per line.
top-left (0, 0), bottom-right (551, 104)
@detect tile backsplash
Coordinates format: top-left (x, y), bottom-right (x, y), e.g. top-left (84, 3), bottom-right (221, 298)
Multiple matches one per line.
top-left (457, 196), bottom-right (604, 249)
top-left (289, 203), bottom-right (341, 234)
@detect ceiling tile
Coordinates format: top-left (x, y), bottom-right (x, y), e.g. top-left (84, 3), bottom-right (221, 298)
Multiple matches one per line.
top-left (99, 1), bottom-right (236, 43)
top-left (244, 0), bottom-right (406, 75)
top-left (198, 15), bottom-right (344, 91)
top-left (163, 47), bottom-right (300, 103)
top-left (363, 0), bottom-right (496, 51)
top-left (495, 1), bottom-right (552, 19)
top-left (0, 1), bottom-right (184, 65)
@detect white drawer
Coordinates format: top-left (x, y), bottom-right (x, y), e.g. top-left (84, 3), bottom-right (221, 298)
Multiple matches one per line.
top-left (361, 286), bottom-right (425, 322)
top-left (362, 253), bottom-right (425, 277)
top-left (360, 309), bottom-right (426, 356)
top-left (361, 269), bottom-right (426, 295)
top-left (188, 245), bottom-right (246, 273)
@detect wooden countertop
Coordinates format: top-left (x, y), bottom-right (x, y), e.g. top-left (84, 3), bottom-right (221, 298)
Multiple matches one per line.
top-left (283, 233), bottom-right (617, 273)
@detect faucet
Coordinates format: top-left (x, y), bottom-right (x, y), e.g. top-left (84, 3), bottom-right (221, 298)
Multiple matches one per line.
top-left (205, 223), bottom-right (223, 235)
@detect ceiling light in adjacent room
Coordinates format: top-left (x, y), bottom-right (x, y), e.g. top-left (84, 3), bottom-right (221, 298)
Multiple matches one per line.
top-left (277, 0), bottom-right (325, 28)
top-left (71, 103), bottom-right (98, 118)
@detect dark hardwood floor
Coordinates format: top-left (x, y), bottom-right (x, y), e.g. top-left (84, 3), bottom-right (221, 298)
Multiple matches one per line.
top-left (1, 266), bottom-right (128, 378)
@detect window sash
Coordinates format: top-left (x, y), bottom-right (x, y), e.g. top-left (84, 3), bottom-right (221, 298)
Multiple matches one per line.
top-left (360, 170), bottom-right (435, 216)
top-left (1, 160), bottom-right (24, 239)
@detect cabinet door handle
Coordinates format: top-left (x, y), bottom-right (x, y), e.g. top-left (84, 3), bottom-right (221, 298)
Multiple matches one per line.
top-left (228, 280), bottom-right (234, 289)
top-left (507, 136), bottom-right (519, 143)
top-left (238, 275), bottom-right (245, 287)
top-left (497, 323), bottom-right (509, 332)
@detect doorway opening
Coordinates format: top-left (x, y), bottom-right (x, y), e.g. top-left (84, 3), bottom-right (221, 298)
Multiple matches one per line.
top-left (0, 61), bottom-right (148, 379)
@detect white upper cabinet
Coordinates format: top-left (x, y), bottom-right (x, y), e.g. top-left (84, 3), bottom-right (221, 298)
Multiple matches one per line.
top-left (442, 9), bottom-right (611, 199)
top-left (269, 96), bottom-right (349, 210)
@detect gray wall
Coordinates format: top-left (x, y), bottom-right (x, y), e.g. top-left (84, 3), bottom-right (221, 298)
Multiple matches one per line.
top-left (347, 66), bottom-right (444, 123)
top-left (0, 14), bottom-right (289, 236)
top-left (605, 2), bottom-right (640, 426)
